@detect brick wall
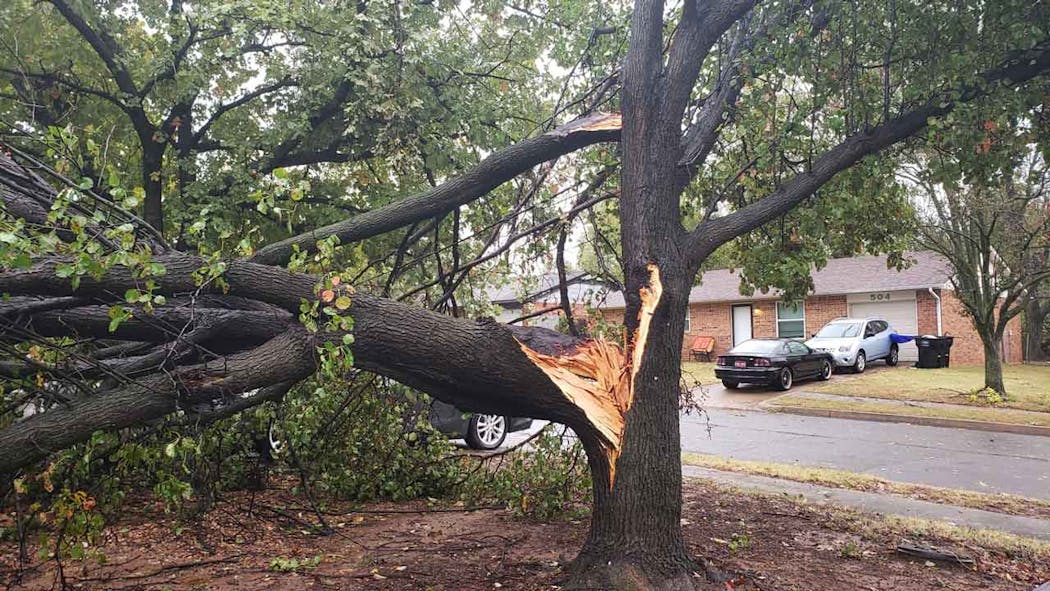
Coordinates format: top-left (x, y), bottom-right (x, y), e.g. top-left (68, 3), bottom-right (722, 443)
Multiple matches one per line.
top-left (937, 290), bottom-right (1023, 365)
top-left (685, 302), bottom-right (732, 357)
top-left (601, 288), bottom-right (1023, 366)
top-left (916, 289), bottom-right (939, 335)
top-left (804, 295), bottom-right (847, 337)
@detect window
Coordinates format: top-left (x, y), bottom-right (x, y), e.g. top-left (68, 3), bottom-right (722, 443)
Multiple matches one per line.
top-left (776, 301), bottom-right (806, 338)
top-left (787, 341), bottom-right (809, 355)
top-left (816, 321), bottom-right (862, 338)
top-left (730, 340), bottom-right (783, 354)
top-left (684, 314), bottom-right (691, 332)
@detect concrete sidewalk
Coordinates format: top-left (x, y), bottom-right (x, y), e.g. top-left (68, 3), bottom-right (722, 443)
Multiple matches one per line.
top-left (683, 464), bottom-right (1050, 541)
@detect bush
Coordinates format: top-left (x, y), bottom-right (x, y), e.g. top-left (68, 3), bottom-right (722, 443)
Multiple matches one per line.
top-left (460, 424), bottom-right (592, 520)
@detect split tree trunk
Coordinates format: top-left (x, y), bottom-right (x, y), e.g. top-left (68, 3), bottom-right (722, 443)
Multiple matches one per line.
top-left (558, 8), bottom-right (705, 577)
top-left (566, 269), bottom-right (697, 590)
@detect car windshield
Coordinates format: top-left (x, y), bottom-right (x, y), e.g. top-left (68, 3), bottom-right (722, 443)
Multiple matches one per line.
top-left (815, 322), bottom-right (862, 338)
top-left (729, 340), bottom-right (783, 355)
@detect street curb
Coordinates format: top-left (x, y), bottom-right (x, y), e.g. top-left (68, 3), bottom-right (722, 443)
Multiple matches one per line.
top-left (762, 402), bottom-right (1050, 437)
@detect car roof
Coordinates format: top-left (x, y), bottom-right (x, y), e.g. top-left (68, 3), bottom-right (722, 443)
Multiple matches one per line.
top-left (828, 317), bottom-right (881, 323)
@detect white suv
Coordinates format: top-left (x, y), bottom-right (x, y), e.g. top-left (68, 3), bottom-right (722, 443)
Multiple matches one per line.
top-left (804, 317), bottom-right (900, 372)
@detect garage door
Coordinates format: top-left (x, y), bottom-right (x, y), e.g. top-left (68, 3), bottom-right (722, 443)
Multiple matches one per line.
top-left (849, 300), bottom-right (919, 361)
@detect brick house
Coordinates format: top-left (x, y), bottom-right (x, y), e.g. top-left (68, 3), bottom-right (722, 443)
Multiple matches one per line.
top-left (487, 272), bottom-right (608, 330)
top-left (597, 252), bottom-right (1023, 366)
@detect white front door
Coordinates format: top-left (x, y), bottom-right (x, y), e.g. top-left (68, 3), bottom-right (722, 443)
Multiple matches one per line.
top-left (732, 304), bottom-right (753, 346)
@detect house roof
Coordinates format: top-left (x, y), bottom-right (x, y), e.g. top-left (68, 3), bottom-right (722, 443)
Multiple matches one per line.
top-left (483, 271), bottom-right (604, 307)
top-left (599, 251), bottom-right (953, 309)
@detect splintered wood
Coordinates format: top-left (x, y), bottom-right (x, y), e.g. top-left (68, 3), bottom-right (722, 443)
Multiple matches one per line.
top-left (517, 265), bottom-right (662, 486)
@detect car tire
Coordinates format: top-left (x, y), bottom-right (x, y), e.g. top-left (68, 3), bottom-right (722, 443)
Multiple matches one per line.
top-left (853, 351), bottom-right (866, 373)
top-left (818, 360), bottom-right (833, 381)
top-left (465, 414), bottom-right (507, 450)
top-left (774, 368), bottom-right (793, 391)
top-left (886, 345), bottom-right (899, 367)
top-left (722, 379), bottom-right (740, 389)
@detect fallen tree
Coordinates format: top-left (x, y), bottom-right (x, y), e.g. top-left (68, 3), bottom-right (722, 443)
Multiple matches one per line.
top-left (3, 1), bottom-right (1050, 589)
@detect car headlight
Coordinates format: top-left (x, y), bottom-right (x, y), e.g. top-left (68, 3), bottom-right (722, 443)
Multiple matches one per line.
top-left (838, 346), bottom-right (852, 352)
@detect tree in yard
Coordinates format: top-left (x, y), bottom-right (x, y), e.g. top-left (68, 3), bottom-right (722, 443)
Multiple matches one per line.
top-left (3, 1), bottom-right (1050, 589)
top-left (906, 145), bottom-right (1050, 395)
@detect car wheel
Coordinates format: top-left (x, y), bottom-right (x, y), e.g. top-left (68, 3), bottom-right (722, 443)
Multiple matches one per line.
top-left (465, 414), bottom-right (507, 450)
top-left (854, 351), bottom-right (866, 373)
top-left (818, 360), bottom-right (833, 381)
top-left (775, 368), bottom-right (793, 391)
top-left (722, 379), bottom-right (740, 389)
top-left (886, 345), bottom-right (899, 367)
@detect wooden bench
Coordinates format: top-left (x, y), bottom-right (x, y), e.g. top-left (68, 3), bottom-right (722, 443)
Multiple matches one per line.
top-left (689, 335), bottom-right (716, 361)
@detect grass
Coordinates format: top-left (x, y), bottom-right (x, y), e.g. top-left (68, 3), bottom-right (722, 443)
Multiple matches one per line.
top-left (692, 479), bottom-right (1050, 564)
top-left (809, 364), bottom-right (1050, 413)
top-left (681, 452), bottom-right (1050, 520)
top-left (681, 361), bottom-right (718, 386)
top-left (767, 391), bottom-right (1050, 428)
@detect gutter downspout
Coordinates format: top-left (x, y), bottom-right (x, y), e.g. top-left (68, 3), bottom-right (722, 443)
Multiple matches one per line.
top-left (928, 288), bottom-right (942, 336)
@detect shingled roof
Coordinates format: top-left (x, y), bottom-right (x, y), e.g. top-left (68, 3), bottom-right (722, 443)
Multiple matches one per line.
top-left (482, 271), bottom-right (610, 308)
top-left (599, 251), bottom-right (953, 309)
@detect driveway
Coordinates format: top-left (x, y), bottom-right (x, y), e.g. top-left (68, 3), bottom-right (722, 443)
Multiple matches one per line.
top-left (692, 381), bottom-right (783, 410)
top-left (681, 408), bottom-right (1050, 499)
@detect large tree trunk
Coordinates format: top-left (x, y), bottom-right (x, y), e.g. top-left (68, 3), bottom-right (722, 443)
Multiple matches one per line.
top-left (567, 269), bottom-right (697, 590)
top-left (561, 3), bottom-right (702, 577)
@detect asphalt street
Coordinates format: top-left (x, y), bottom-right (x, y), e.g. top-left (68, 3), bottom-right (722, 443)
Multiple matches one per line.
top-left (680, 408), bottom-right (1050, 499)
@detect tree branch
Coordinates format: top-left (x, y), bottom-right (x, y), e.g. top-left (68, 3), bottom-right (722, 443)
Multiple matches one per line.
top-left (249, 112), bottom-right (622, 266)
top-left (685, 39), bottom-right (1050, 267)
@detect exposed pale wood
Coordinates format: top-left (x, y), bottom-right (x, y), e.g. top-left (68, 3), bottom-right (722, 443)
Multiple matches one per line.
top-left (517, 264), bottom-right (662, 486)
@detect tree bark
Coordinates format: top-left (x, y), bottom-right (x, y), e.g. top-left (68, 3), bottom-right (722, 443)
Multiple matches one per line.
top-left (567, 268), bottom-right (697, 590)
top-left (141, 142), bottom-right (165, 233)
top-left (982, 332), bottom-right (1006, 395)
top-left (559, 2), bottom-right (700, 585)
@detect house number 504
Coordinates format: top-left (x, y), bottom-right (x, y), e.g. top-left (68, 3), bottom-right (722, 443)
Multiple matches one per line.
top-left (869, 293), bottom-right (891, 301)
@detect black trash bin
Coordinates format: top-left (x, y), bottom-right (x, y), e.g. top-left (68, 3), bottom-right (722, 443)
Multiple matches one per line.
top-left (915, 336), bottom-right (954, 368)
top-left (915, 336), bottom-right (939, 368)
top-left (935, 336), bottom-right (954, 368)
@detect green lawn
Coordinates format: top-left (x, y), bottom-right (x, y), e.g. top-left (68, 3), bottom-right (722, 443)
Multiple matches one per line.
top-left (808, 364), bottom-right (1050, 413)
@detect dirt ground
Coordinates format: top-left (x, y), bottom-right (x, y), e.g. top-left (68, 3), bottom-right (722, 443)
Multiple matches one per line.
top-left (2, 479), bottom-right (1046, 591)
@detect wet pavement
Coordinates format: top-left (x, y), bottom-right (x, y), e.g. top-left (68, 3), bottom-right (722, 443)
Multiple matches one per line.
top-left (681, 408), bottom-right (1050, 499)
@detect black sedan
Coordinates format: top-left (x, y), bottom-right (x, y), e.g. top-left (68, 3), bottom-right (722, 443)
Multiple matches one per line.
top-left (715, 338), bottom-right (834, 391)
top-left (428, 400), bottom-right (534, 450)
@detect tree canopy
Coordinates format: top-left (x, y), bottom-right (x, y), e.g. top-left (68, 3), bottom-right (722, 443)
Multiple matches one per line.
top-left (2, 1), bottom-right (1049, 589)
